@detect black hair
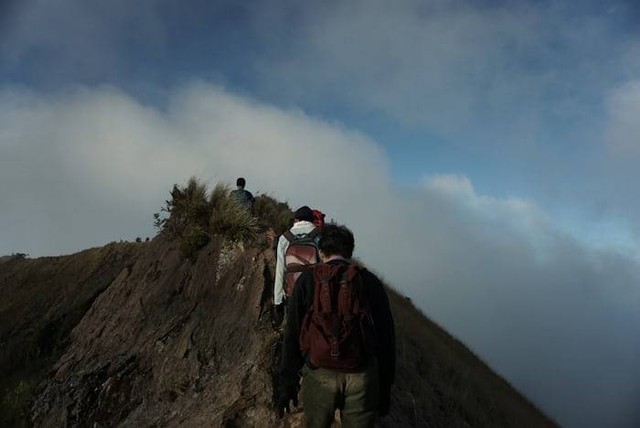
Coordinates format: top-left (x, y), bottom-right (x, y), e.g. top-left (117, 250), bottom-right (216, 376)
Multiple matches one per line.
top-left (318, 224), bottom-right (355, 259)
top-left (236, 177), bottom-right (246, 188)
top-left (294, 206), bottom-right (314, 223)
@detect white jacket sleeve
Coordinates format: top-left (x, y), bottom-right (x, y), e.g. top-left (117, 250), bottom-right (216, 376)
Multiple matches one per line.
top-left (274, 235), bottom-right (288, 305)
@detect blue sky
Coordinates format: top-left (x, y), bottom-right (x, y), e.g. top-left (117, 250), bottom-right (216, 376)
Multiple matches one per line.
top-left (2, 1), bottom-right (640, 427)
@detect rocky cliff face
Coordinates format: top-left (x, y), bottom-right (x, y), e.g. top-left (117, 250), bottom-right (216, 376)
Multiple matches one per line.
top-left (1, 234), bottom-right (557, 427)
top-left (28, 235), bottom-right (282, 427)
top-left (1, 243), bottom-right (145, 420)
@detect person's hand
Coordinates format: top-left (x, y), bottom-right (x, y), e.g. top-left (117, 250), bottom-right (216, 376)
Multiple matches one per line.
top-left (275, 382), bottom-right (299, 418)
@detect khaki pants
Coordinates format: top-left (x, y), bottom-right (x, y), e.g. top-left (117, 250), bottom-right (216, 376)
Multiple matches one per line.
top-left (301, 360), bottom-right (379, 428)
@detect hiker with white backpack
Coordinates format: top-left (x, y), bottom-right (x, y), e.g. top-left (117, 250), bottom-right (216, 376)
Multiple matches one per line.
top-left (273, 206), bottom-right (321, 312)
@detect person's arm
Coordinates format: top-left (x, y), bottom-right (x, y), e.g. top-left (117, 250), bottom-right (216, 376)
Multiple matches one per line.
top-left (364, 270), bottom-right (396, 415)
top-left (280, 271), bottom-right (310, 380)
top-left (274, 236), bottom-right (288, 305)
top-left (276, 270), bottom-right (311, 416)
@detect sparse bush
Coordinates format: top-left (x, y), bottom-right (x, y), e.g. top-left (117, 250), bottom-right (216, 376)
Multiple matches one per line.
top-left (210, 183), bottom-right (259, 243)
top-left (159, 177), bottom-right (210, 237)
top-left (253, 194), bottom-right (293, 235)
top-left (154, 177), bottom-right (211, 257)
top-left (180, 225), bottom-right (210, 258)
top-left (155, 178), bottom-right (263, 257)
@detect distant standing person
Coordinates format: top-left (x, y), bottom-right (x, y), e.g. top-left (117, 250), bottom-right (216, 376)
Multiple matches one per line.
top-left (276, 224), bottom-right (396, 427)
top-left (231, 177), bottom-right (255, 210)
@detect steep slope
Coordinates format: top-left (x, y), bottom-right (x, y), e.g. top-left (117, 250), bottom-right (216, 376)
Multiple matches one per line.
top-left (384, 288), bottom-right (556, 427)
top-left (3, 234), bottom-right (557, 427)
top-left (28, 233), bottom-right (278, 427)
top-left (0, 243), bottom-right (146, 426)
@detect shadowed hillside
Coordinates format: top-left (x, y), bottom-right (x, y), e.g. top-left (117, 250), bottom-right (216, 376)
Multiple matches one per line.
top-left (0, 182), bottom-right (557, 427)
top-left (0, 242), bottom-right (147, 426)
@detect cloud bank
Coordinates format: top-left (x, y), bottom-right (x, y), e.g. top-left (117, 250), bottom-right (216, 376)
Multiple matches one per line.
top-left (1, 84), bottom-right (640, 427)
top-left (4, 0), bottom-right (640, 242)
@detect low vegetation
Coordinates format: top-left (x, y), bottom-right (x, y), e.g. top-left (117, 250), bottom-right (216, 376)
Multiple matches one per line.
top-left (155, 178), bottom-right (292, 257)
top-left (252, 194), bottom-right (293, 235)
top-left (209, 183), bottom-right (259, 243)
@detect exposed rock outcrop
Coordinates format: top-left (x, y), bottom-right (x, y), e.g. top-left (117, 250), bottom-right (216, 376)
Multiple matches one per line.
top-left (30, 235), bottom-right (283, 427)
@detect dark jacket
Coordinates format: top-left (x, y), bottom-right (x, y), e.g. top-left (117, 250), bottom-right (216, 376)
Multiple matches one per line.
top-left (279, 259), bottom-right (396, 407)
top-left (231, 188), bottom-right (254, 208)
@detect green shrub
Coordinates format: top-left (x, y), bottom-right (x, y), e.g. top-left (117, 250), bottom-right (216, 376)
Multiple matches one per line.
top-left (253, 194), bottom-right (293, 235)
top-left (179, 225), bottom-right (210, 259)
top-left (155, 177), bottom-right (210, 238)
top-left (154, 177), bottom-right (211, 257)
top-left (155, 179), bottom-right (263, 256)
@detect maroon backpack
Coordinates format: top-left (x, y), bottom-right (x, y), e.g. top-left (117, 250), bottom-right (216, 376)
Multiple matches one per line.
top-left (283, 228), bottom-right (320, 297)
top-left (299, 263), bottom-right (376, 371)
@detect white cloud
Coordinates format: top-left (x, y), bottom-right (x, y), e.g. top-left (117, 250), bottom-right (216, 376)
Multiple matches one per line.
top-left (2, 83), bottom-right (640, 428)
top-left (424, 173), bottom-right (539, 219)
top-left (0, 83), bottom-right (389, 255)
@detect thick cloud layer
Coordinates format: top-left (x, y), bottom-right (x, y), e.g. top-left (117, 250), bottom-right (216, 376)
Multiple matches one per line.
top-left (247, 0), bottom-right (640, 250)
top-left (0, 84), bottom-right (389, 254)
top-left (1, 84), bottom-right (640, 427)
top-left (4, 0), bottom-right (640, 240)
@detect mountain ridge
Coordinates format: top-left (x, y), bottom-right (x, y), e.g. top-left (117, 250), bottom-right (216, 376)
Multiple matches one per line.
top-left (1, 232), bottom-right (557, 427)
top-left (1, 182), bottom-right (557, 426)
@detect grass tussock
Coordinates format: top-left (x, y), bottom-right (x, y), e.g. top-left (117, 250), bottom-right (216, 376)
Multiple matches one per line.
top-left (210, 183), bottom-right (259, 242)
top-left (155, 178), bottom-right (263, 258)
top-left (252, 194), bottom-right (293, 235)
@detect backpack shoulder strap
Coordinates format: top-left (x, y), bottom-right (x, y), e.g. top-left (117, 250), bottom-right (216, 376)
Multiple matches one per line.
top-left (338, 269), bottom-right (351, 317)
top-left (283, 230), bottom-right (296, 243)
top-left (308, 227), bottom-right (320, 240)
top-left (313, 264), bottom-right (338, 313)
top-left (338, 264), bottom-right (361, 314)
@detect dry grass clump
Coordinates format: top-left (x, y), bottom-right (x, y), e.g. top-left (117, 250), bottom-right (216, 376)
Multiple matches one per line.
top-left (155, 178), bottom-right (259, 257)
top-left (252, 194), bottom-right (293, 234)
top-left (210, 183), bottom-right (259, 243)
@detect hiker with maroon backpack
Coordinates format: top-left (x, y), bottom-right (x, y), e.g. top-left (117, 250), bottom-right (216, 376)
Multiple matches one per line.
top-left (273, 206), bottom-right (321, 311)
top-left (276, 224), bottom-right (396, 427)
